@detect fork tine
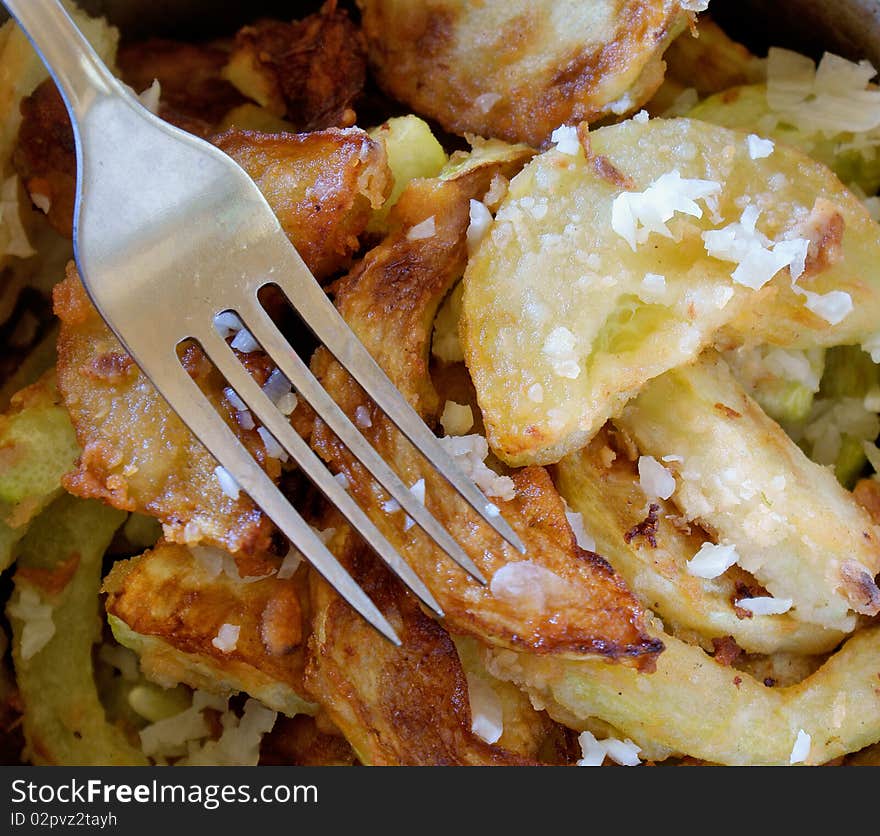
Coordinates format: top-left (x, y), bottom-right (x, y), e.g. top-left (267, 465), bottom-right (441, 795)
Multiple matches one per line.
top-left (196, 325), bottom-right (445, 618)
top-left (150, 349), bottom-right (402, 646)
top-left (267, 270), bottom-right (527, 555)
top-left (237, 299), bottom-right (488, 584)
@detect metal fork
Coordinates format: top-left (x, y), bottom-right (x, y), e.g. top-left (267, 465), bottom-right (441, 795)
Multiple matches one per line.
top-left (6, 0), bottom-right (525, 645)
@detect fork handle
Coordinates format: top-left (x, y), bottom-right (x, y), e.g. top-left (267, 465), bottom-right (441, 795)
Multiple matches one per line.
top-left (2, 0), bottom-right (121, 117)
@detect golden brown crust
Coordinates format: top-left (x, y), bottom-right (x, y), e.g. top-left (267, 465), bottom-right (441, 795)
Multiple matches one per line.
top-left (305, 524), bottom-right (555, 765)
top-left (212, 128), bottom-right (390, 282)
top-left (54, 263), bottom-right (279, 555)
top-left (308, 163), bottom-right (662, 667)
top-left (103, 543), bottom-right (307, 693)
top-left (259, 713), bottom-right (358, 766)
top-left (225, 1), bottom-right (366, 130)
top-left (356, 0), bottom-right (689, 147)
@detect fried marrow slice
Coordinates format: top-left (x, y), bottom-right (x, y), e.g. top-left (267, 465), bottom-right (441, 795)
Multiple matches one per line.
top-left (554, 426), bottom-right (845, 655)
top-left (309, 147), bottom-right (661, 667)
top-left (462, 117), bottom-right (880, 467)
top-left (212, 127), bottom-right (390, 282)
top-left (486, 621), bottom-right (880, 766)
top-left (6, 494), bottom-right (144, 765)
top-left (305, 524), bottom-right (570, 765)
top-left (54, 263), bottom-right (280, 555)
top-left (617, 351), bottom-right (880, 632)
top-left (356, 0), bottom-right (691, 147)
top-left (222, 1), bottom-right (366, 131)
top-left (0, 369), bottom-right (79, 572)
top-left (103, 543), bottom-right (315, 718)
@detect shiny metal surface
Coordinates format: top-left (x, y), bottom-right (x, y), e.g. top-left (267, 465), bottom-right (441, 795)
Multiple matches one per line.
top-left (2, 0), bottom-right (528, 645)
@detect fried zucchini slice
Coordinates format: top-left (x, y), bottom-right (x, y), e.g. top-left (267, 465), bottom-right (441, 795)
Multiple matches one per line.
top-left (462, 117), bottom-right (880, 467)
top-left (356, 0), bottom-right (691, 147)
top-left (103, 543), bottom-right (315, 718)
top-left (554, 426), bottom-right (845, 655)
top-left (689, 84), bottom-right (880, 196)
top-left (212, 128), bottom-right (390, 282)
top-left (222, 1), bottom-right (366, 130)
top-left (0, 370), bottom-right (80, 572)
top-left (309, 148), bottom-right (661, 667)
top-left (617, 351), bottom-right (880, 632)
top-left (486, 621), bottom-right (880, 766)
top-left (54, 263), bottom-right (280, 555)
top-left (6, 494), bottom-right (144, 765)
top-left (305, 524), bottom-right (571, 765)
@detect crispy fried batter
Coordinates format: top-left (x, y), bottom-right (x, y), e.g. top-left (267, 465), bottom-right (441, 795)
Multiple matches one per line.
top-left (356, 0), bottom-right (690, 147)
top-left (308, 156), bottom-right (661, 667)
top-left (305, 524), bottom-right (556, 765)
top-left (117, 38), bottom-right (247, 137)
top-left (103, 542), bottom-right (312, 716)
top-left (12, 79), bottom-right (76, 238)
top-left (54, 263), bottom-right (278, 555)
top-left (223, 1), bottom-right (366, 131)
top-left (213, 128), bottom-right (390, 281)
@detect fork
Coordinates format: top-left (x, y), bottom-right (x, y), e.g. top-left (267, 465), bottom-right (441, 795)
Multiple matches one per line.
top-left (6, 0), bottom-right (525, 645)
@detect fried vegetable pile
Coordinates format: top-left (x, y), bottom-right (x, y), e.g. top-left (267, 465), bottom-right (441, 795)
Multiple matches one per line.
top-left (3, 1), bottom-right (880, 768)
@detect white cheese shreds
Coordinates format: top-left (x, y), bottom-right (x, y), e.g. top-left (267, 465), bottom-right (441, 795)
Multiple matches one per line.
top-left (230, 327), bottom-right (260, 354)
top-left (490, 561), bottom-right (569, 612)
top-left (702, 205), bottom-right (809, 289)
top-left (611, 170), bottom-right (721, 251)
top-left (276, 547), bottom-right (303, 579)
top-left (139, 691), bottom-right (227, 759)
top-left (225, 387), bottom-right (247, 412)
top-left (796, 287), bottom-right (853, 325)
top-left (466, 673), bottom-right (504, 744)
top-left (565, 507), bottom-right (597, 552)
top-left (686, 542), bottom-right (739, 579)
top-left (438, 434), bottom-right (516, 500)
top-left (767, 47), bottom-right (880, 134)
top-left (409, 478), bottom-right (426, 505)
top-left (551, 124), bottom-right (581, 155)
top-left (467, 199), bottom-right (494, 253)
top-left (7, 586), bottom-right (55, 660)
top-left (679, 0), bottom-right (710, 10)
top-left (789, 729), bottom-right (811, 764)
top-left (138, 78), bottom-right (162, 114)
top-left (762, 348), bottom-right (823, 391)
top-left (214, 466), bottom-right (240, 500)
top-left (638, 455), bottom-right (676, 500)
top-left (527, 383), bottom-right (544, 403)
top-left (543, 326), bottom-right (581, 379)
top-left (31, 192), bottom-right (51, 214)
top-left (803, 397), bottom-right (880, 465)
top-left (276, 391), bottom-right (298, 416)
top-left (474, 91), bottom-right (501, 113)
top-left (179, 698), bottom-right (277, 766)
top-left (440, 400), bottom-right (474, 436)
top-left (213, 311), bottom-right (241, 339)
top-left (633, 109), bottom-right (650, 123)
top-left (747, 133), bottom-right (775, 159)
top-left (261, 369), bottom-right (291, 405)
top-left (189, 545), bottom-right (272, 584)
top-left (334, 472), bottom-right (350, 491)
top-left (354, 404), bottom-right (373, 428)
top-left (211, 623), bottom-right (240, 652)
top-left (639, 272), bottom-right (667, 303)
top-left (257, 426), bottom-right (288, 462)
top-left (577, 730), bottom-right (642, 767)
top-left (407, 216), bottom-right (436, 241)
top-left (736, 596), bottom-right (794, 615)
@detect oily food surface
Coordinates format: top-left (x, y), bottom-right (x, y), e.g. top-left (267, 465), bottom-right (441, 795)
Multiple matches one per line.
top-left (307, 158), bottom-right (662, 667)
top-left (462, 117), bottom-right (880, 467)
top-left (356, 0), bottom-right (691, 147)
